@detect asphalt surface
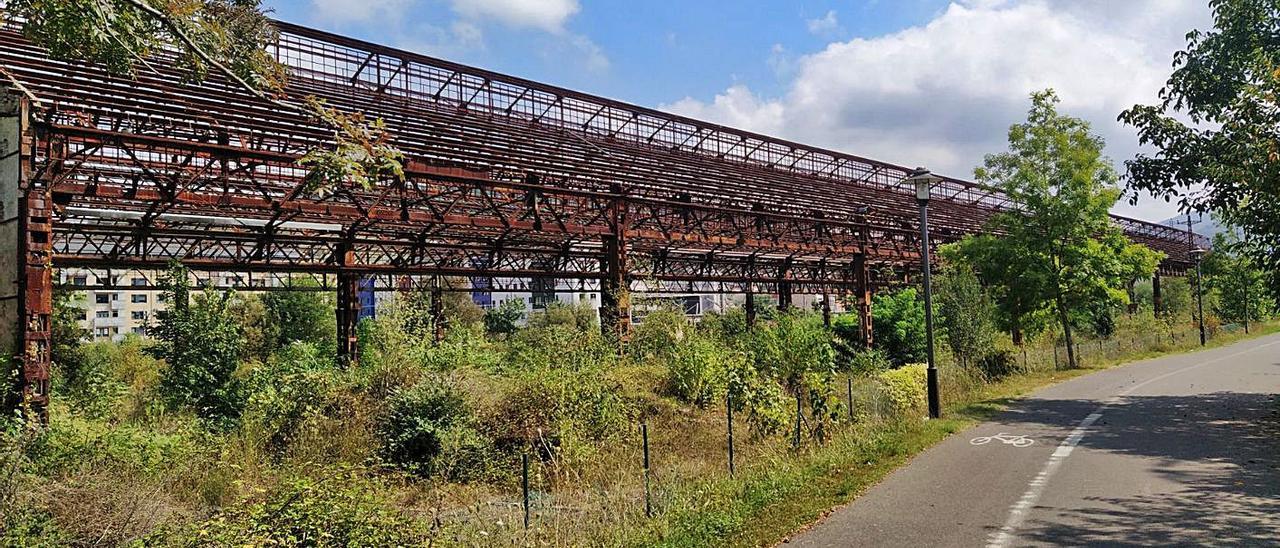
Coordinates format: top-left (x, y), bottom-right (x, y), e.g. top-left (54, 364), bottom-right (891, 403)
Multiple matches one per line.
top-left (787, 333), bottom-right (1280, 547)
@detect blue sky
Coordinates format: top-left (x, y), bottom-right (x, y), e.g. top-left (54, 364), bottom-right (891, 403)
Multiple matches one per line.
top-left (264, 0), bottom-right (1213, 223)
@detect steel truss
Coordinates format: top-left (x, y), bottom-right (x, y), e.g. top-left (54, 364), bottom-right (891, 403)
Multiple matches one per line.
top-left (0, 19), bottom-right (1205, 415)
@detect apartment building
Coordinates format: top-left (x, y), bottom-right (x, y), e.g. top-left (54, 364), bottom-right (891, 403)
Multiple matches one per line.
top-left (59, 270), bottom-right (166, 342)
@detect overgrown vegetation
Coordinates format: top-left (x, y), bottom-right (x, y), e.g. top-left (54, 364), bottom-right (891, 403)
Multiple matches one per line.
top-left (6, 257), bottom-right (1272, 546)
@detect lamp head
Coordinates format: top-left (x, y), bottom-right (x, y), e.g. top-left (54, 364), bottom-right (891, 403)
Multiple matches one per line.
top-left (903, 167), bottom-right (942, 202)
top-left (1190, 247), bottom-right (1207, 261)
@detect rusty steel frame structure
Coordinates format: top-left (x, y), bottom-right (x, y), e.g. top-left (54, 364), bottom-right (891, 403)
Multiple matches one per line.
top-left (0, 20), bottom-right (1204, 415)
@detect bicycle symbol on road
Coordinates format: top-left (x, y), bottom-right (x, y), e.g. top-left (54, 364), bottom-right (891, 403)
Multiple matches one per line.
top-left (970, 432), bottom-right (1034, 448)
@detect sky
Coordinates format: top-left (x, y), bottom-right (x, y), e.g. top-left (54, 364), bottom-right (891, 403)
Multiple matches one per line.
top-left (263, 0), bottom-right (1215, 223)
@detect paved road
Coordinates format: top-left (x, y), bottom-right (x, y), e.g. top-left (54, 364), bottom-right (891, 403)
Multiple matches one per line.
top-left (787, 333), bottom-right (1280, 547)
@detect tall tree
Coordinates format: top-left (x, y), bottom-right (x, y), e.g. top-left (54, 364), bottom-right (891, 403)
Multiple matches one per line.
top-left (1120, 0), bottom-right (1280, 284)
top-left (953, 91), bottom-right (1163, 368)
top-left (1203, 231), bottom-right (1276, 327)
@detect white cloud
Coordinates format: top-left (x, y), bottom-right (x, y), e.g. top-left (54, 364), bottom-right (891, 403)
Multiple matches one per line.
top-left (449, 0), bottom-right (580, 34)
top-left (661, 0), bottom-right (1212, 221)
top-left (309, 0), bottom-right (414, 24)
top-left (806, 10), bottom-right (841, 36)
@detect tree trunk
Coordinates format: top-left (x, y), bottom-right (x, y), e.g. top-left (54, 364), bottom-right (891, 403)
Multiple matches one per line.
top-left (1055, 290), bottom-right (1076, 369)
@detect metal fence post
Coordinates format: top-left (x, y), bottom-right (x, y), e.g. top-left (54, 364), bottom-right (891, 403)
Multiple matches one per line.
top-left (846, 376), bottom-right (854, 422)
top-left (793, 391), bottom-right (802, 450)
top-left (642, 420), bottom-right (652, 517)
top-left (726, 393), bottom-right (735, 477)
top-left (522, 452), bottom-right (530, 529)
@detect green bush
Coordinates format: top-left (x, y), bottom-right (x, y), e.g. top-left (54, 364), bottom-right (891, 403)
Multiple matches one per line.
top-left (483, 298), bottom-right (525, 336)
top-left (845, 348), bottom-right (892, 377)
top-left (144, 468), bottom-right (427, 546)
top-left (148, 264), bottom-right (246, 424)
top-left (239, 343), bottom-right (340, 454)
top-left (876, 364), bottom-right (927, 417)
top-left (664, 335), bottom-right (734, 407)
top-left (527, 300), bottom-right (598, 332)
top-left (871, 288), bottom-right (928, 366)
top-left (630, 305), bottom-right (690, 362)
top-left (376, 380), bottom-right (496, 480)
top-left (23, 416), bottom-right (200, 478)
top-left (975, 348), bottom-right (1021, 381)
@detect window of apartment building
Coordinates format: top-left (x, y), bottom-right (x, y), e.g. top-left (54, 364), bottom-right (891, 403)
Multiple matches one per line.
top-left (131, 278), bottom-right (147, 287)
top-left (131, 294), bottom-right (147, 303)
top-left (94, 327), bottom-right (111, 337)
top-left (95, 294), bottom-right (109, 304)
top-left (96, 311), bottom-right (109, 319)
top-left (131, 326), bottom-right (146, 335)
top-left (72, 276), bottom-right (87, 286)
top-left (131, 311), bottom-right (147, 320)
top-left (158, 294), bottom-right (168, 303)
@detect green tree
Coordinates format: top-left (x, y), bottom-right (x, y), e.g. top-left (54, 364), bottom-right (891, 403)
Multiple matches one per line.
top-left (483, 298), bottom-right (525, 336)
top-left (147, 263), bottom-right (245, 422)
top-left (1203, 232), bottom-right (1276, 327)
top-left (955, 91), bottom-right (1162, 368)
top-left (934, 264), bottom-right (998, 370)
top-left (1120, 0), bottom-right (1280, 284)
top-left (261, 281), bottom-right (336, 353)
top-left (870, 288), bottom-right (927, 366)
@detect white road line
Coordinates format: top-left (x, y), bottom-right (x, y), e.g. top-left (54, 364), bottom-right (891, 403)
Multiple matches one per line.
top-left (986, 337), bottom-right (1280, 548)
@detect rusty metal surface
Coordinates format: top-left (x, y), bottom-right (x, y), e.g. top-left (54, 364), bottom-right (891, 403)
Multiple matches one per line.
top-left (0, 19), bottom-right (1205, 296)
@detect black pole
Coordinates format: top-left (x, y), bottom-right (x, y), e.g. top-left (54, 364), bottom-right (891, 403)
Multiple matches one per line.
top-left (642, 421), bottom-right (652, 517)
top-left (726, 394), bottom-right (735, 477)
top-left (846, 376), bottom-right (854, 422)
top-left (521, 452), bottom-right (530, 529)
top-left (919, 198), bottom-right (941, 419)
top-left (1195, 256), bottom-right (1206, 346)
top-left (1244, 280), bottom-right (1250, 334)
top-left (793, 391), bottom-right (802, 450)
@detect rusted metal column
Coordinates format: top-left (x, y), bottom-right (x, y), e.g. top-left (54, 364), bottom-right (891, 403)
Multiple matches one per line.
top-left (855, 256), bottom-right (873, 348)
top-left (744, 287), bottom-right (757, 328)
top-left (822, 292), bottom-right (832, 328)
top-left (430, 278), bottom-right (445, 344)
top-left (777, 258), bottom-right (793, 313)
top-left (1152, 272), bottom-right (1163, 317)
top-left (3, 95), bottom-right (51, 421)
top-left (336, 271), bottom-right (361, 365)
top-left (600, 188), bottom-right (630, 342)
top-left (335, 243), bottom-right (360, 366)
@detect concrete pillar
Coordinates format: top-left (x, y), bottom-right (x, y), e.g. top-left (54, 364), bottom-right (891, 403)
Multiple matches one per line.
top-left (2, 94), bottom-right (50, 421)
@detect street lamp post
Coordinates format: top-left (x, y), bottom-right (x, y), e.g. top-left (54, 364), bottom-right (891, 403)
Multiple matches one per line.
top-left (905, 168), bottom-right (943, 419)
top-left (1191, 247), bottom-right (1207, 346)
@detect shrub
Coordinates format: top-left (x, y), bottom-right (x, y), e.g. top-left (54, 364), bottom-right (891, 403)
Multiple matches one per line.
top-left (148, 264), bottom-right (246, 424)
top-left (845, 348), bottom-right (893, 377)
top-left (527, 300), bottom-right (599, 333)
top-left (745, 313), bottom-right (835, 389)
top-left (936, 265), bottom-right (999, 369)
top-left (23, 416), bottom-right (201, 478)
top-left (260, 280), bottom-right (336, 355)
top-left (487, 361), bottom-right (633, 467)
top-left (484, 298), bottom-right (525, 336)
top-left (974, 348), bottom-right (1021, 381)
top-left (663, 335), bottom-right (732, 407)
top-left (376, 380), bottom-right (496, 480)
top-left (871, 288), bottom-right (928, 366)
top-left (145, 468), bottom-right (428, 546)
top-left (239, 343), bottom-right (340, 454)
top-left (876, 364), bottom-right (927, 417)
top-left (630, 305), bottom-right (690, 362)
